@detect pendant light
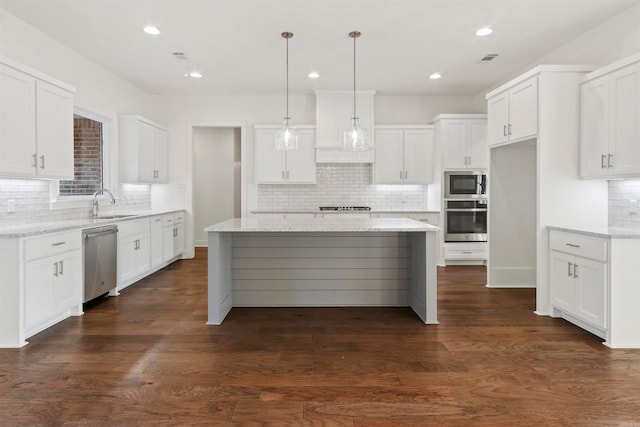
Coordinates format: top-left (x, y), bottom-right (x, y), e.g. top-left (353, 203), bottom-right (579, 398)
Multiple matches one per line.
top-left (274, 31), bottom-right (298, 151)
top-left (343, 31), bottom-right (371, 151)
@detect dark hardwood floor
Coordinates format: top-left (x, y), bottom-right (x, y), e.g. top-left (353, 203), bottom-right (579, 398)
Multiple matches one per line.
top-left (2, 247), bottom-right (640, 426)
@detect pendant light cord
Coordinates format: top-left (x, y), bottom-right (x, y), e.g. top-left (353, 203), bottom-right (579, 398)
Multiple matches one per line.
top-left (286, 34), bottom-right (289, 120)
top-left (348, 31), bottom-right (361, 122)
top-left (353, 32), bottom-right (356, 120)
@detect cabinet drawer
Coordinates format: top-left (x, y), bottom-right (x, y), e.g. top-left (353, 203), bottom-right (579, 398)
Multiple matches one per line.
top-left (408, 213), bottom-right (439, 225)
top-left (162, 213), bottom-right (174, 228)
top-left (173, 212), bottom-right (184, 224)
top-left (549, 230), bottom-right (607, 262)
top-left (117, 217), bottom-right (150, 237)
top-left (24, 231), bottom-right (81, 261)
top-left (444, 242), bottom-right (487, 259)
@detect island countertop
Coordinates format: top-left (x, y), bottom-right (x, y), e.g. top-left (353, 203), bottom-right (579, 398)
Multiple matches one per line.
top-left (205, 217), bottom-right (439, 233)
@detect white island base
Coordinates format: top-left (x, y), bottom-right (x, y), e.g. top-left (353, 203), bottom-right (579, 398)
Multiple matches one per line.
top-left (206, 218), bottom-right (439, 324)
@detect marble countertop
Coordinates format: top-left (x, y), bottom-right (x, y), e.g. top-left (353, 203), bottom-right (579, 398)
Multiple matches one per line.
top-left (251, 209), bottom-right (440, 214)
top-left (205, 217), bottom-right (439, 233)
top-left (0, 209), bottom-right (182, 238)
top-left (548, 225), bottom-right (640, 239)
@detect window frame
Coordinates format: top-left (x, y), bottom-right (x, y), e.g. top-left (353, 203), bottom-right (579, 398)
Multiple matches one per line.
top-left (50, 107), bottom-right (115, 209)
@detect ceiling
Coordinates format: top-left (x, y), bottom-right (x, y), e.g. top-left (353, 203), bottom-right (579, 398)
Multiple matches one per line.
top-left (1, 0), bottom-right (637, 96)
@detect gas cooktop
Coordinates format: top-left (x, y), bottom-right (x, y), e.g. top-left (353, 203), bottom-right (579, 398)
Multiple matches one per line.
top-left (319, 206), bottom-right (371, 211)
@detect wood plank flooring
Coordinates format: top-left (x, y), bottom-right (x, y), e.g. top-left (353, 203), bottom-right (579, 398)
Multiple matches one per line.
top-left (2, 247), bottom-right (640, 425)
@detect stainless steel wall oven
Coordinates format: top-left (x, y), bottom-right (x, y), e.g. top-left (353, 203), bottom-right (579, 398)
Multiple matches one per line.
top-left (444, 199), bottom-right (487, 242)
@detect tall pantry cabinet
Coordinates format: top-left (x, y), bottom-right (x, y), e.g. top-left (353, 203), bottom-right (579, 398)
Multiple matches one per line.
top-left (485, 65), bottom-right (608, 316)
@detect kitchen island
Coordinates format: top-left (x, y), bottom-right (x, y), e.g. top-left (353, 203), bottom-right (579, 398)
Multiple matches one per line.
top-left (205, 217), bottom-right (439, 324)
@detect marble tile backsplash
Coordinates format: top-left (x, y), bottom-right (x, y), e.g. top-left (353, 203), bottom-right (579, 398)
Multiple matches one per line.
top-left (258, 163), bottom-right (430, 211)
top-left (0, 179), bottom-right (151, 226)
top-left (609, 179), bottom-right (640, 228)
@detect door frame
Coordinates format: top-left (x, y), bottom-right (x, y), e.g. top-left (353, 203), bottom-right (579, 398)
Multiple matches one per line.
top-left (186, 122), bottom-right (246, 258)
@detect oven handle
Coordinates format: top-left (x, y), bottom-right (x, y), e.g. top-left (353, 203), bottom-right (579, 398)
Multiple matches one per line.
top-left (446, 208), bottom-right (487, 212)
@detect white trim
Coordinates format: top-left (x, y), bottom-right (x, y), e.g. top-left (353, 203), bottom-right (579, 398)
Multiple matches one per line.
top-left (186, 121), bottom-right (246, 259)
top-left (485, 65), bottom-right (595, 99)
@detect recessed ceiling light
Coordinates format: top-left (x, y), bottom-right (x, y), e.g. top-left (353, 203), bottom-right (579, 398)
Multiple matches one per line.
top-left (308, 71), bottom-right (320, 79)
top-left (429, 73), bottom-right (442, 80)
top-left (476, 27), bottom-right (493, 36)
top-left (188, 71), bottom-right (202, 78)
top-left (143, 25), bottom-right (160, 35)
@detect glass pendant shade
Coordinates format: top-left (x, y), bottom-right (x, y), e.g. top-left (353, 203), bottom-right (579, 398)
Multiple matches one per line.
top-left (343, 117), bottom-right (369, 151)
top-left (274, 31), bottom-right (298, 151)
top-left (275, 118), bottom-right (298, 150)
top-left (344, 30), bottom-right (372, 151)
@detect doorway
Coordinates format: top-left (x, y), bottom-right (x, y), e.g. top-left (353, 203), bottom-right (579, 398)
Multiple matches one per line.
top-left (193, 127), bottom-right (241, 247)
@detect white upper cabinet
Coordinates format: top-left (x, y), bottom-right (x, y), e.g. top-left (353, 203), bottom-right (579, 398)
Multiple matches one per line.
top-left (0, 58), bottom-right (74, 179)
top-left (580, 55), bottom-right (640, 179)
top-left (255, 125), bottom-right (316, 184)
top-left (487, 77), bottom-right (538, 147)
top-left (433, 115), bottom-right (487, 169)
top-left (374, 127), bottom-right (434, 184)
top-left (118, 115), bottom-right (169, 184)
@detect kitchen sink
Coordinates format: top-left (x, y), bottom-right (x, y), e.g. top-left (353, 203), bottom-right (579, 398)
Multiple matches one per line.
top-left (95, 214), bottom-right (137, 220)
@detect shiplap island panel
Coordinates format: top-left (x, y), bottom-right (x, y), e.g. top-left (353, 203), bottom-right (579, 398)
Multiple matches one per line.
top-left (205, 217), bottom-right (439, 324)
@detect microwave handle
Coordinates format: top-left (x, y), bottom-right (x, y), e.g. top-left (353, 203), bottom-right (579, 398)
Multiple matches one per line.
top-left (478, 175), bottom-right (487, 195)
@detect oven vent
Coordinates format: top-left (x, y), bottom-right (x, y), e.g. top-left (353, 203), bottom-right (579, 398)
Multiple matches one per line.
top-left (172, 52), bottom-right (190, 60)
top-left (481, 53), bottom-right (499, 61)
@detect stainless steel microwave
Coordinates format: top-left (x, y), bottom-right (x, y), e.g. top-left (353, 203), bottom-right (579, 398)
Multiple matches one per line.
top-left (444, 171), bottom-right (487, 199)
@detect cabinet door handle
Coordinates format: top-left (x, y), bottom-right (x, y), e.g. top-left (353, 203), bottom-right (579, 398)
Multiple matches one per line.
top-left (40, 155), bottom-right (45, 169)
top-left (53, 261), bottom-right (59, 277)
top-left (286, 170), bottom-right (290, 179)
top-left (573, 263), bottom-right (579, 279)
top-left (601, 154), bottom-right (607, 169)
top-left (568, 262), bottom-right (573, 277)
top-left (404, 171), bottom-right (408, 179)
top-left (503, 125), bottom-right (507, 136)
top-left (281, 171), bottom-right (285, 179)
top-left (608, 154), bottom-right (613, 168)
top-left (508, 124), bottom-right (512, 135)
top-left (565, 243), bottom-right (580, 248)
top-left (32, 154), bottom-right (38, 168)
top-left (59, 260), bottom-right (64, 276)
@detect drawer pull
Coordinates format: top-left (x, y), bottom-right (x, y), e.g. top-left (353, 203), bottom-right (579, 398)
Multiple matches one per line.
top-left (565, 243), bottom-right (580, 248)
top-left (462, 251), bottom-right (472, 254)
top-left (51, 242), bottom-right (66, 246)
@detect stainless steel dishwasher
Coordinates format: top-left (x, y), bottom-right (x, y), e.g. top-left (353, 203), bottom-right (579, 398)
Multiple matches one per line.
top-left (83, 225), bottom-right (118, 303)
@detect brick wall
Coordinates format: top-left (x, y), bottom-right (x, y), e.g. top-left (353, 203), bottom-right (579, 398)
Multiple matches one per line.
top-left (59, 117), bottom-right (103, 195)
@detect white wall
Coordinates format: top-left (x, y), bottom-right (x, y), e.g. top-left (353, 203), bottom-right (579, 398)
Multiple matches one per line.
top-left (0, 9), bottom-right (153, 127)
top-left (151, 93), bottom-right (480, 257)
top-left (193, 127), bottom-right (239, 246)
top-left (534, 2), bottom-right (640, 68)
top-left (0, 9), bottom-right (157, 221)
top-left (480, 3), bottom-right (640, 96)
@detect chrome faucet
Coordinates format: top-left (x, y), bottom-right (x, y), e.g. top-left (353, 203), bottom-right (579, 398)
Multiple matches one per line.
top-left (92, 188), bottom-right (116, 217)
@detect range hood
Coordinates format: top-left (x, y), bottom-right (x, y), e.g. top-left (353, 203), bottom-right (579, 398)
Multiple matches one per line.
top-left (315, 90), bottom-right (375, 163)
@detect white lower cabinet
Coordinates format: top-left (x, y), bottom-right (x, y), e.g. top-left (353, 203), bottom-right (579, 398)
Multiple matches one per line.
top-left (150, 216), bottom-right (164, 269)
top-left (117, 218), bottom-right (151, 289)
top-left (550, 230), bottom-right (611, 342)
top-left (23, 230), bottom-right (82, 339)
top-left (162, 212), bottom-right (185, 262)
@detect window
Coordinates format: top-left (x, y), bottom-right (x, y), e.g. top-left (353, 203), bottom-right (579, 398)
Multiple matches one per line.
top-left (58, 115), bottom-right (104, 196)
